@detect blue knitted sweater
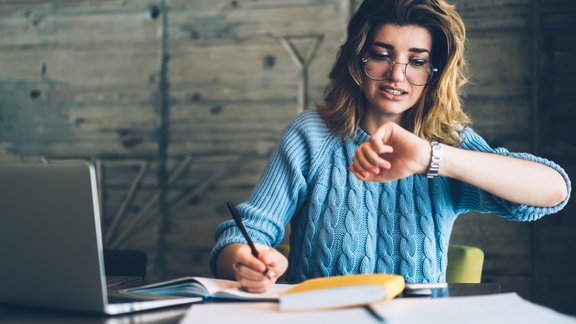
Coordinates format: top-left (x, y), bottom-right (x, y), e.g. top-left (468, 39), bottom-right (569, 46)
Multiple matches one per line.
top-left (210, 110), bottom-right (571, 283)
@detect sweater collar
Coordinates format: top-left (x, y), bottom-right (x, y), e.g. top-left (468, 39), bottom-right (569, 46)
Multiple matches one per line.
top-left (351, 127), bottom-right (371, 145)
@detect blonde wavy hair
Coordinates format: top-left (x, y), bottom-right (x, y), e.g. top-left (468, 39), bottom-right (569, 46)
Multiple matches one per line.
top-left (317, 0), bottom-right (470, 146)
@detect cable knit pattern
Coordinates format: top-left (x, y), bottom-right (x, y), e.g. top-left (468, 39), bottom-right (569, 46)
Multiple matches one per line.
top-left (361, 182), bottom-right (377, 273)
top-left (377, 182), bottom-right (397, 273)
top-left (210, 109), bottom-right (572, 283)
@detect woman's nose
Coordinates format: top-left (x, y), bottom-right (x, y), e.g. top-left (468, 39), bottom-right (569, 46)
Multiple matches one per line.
top-left (388, 62), bottom-right (406, 82)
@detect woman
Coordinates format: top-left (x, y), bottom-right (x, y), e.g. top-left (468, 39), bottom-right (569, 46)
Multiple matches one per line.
top-left (210, 0), bottom-right (571, 293)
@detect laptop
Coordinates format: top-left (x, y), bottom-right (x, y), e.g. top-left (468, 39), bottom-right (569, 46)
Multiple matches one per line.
top-left (0, 161), bottom-right (200, 315)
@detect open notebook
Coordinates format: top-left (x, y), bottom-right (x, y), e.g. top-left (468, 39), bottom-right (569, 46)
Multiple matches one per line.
top-left (123, 276), bottom-right (292, 301)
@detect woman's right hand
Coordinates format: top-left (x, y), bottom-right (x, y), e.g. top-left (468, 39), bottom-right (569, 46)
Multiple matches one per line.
top-left (216, 243), bottom-right (288, 293)
top-left (350, 122), bottom-right (431, 183)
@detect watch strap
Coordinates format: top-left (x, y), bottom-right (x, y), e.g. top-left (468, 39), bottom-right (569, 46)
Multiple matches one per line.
top-left (427, 140), bottom-right (442, 179)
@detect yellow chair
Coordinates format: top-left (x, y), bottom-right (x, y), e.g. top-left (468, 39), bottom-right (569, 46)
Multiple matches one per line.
top-left (277, 243), bottom-right (484, 284)
top-left (446, 244), bottom-right (484, 283)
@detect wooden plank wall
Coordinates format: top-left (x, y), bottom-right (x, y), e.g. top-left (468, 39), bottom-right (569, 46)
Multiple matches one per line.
top-left (0, 0), bottom-right (574, 314)
top-left (534, 0), bottom-right (576, 314)
top-left (448, 0), bottom-right (536, 300)
top-left (450, 0), bottom-right (576, 315)
top-left (161, 0), bottom-right (345, 278)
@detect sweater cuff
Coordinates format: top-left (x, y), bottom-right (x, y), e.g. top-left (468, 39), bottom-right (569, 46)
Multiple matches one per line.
top-left (209, 224), bottom-right (246, 278)
top-left (506, 164), bottom-right (571, 220)
top-left (493, 149), bottom-right (572, 221)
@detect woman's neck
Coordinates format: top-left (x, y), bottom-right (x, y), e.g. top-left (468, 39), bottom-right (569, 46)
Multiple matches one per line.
top-left (361, 111), bottom-right (403, 135)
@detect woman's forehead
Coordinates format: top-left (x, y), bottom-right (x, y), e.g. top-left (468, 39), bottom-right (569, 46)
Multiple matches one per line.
top-left (370, 23), bottom-right (432, 51)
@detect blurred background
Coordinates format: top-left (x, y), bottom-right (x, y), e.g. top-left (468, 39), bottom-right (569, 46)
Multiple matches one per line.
top-left (0, 0), bottom-right (574, 315)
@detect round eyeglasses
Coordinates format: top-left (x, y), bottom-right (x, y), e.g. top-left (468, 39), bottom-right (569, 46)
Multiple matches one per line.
top-left (361, 54), bottom-right (438, 86)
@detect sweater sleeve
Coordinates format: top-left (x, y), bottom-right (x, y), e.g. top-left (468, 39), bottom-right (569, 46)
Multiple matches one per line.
top-left (209, 111), bottom-right (320, 276)
top-left (450, 127), bottom-right (571, 221)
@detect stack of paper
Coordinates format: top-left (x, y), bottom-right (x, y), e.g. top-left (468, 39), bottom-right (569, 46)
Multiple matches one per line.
top-left (180, 293), bottom-right (576, 324)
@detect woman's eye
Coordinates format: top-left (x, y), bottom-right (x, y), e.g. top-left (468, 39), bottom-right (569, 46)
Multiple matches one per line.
top-left (371, 53), bottom-right (391, 61)
top-left (409, 59), bottom-right (429, 68)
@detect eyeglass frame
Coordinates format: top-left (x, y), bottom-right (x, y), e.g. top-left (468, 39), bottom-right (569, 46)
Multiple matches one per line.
top-left (361, 56), bottom-right (439, 86)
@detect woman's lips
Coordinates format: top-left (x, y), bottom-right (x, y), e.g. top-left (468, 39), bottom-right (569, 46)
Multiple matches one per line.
top-left (379, 85), bottom-right (407, 100)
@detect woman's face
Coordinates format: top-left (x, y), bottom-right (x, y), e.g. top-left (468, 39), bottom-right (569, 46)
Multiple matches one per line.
top-left (361, 23), bottom-right (433, 125)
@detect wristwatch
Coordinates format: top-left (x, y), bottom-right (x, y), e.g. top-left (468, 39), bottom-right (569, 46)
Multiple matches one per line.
top-left (427, 140), bottom-right (442, 179)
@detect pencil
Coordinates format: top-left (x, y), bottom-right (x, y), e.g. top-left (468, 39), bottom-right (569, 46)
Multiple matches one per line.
top-left (226, 201), bottom-right (271, 279)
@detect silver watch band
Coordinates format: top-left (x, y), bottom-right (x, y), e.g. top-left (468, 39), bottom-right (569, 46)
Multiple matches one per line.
top-left (427, 140), bottom-right (442, 179)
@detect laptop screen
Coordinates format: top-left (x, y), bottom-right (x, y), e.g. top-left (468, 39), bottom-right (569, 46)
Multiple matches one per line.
top-left (0, 162), bottom-right (108, 313)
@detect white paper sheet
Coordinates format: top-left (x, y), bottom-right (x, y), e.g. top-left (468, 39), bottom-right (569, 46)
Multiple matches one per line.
top-left (179, 302), bottom-right (374, 324)
top-left (371, 293), bottom-right (576, 324)
top-left (179, 293), bottom-right (576, 324)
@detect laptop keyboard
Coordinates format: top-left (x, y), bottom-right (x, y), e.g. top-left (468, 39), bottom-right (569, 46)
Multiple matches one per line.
top-left (107, 295), bottom-right (151, 304)
top-left (106, 276), bottom-right (144, 289)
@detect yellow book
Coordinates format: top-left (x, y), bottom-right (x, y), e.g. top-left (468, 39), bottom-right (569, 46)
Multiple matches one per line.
top-left (279, 273), bottom-right (405, 311)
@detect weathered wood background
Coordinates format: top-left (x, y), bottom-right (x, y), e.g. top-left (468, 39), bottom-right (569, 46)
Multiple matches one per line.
top-left (0, 0), bottom-right (574, 315)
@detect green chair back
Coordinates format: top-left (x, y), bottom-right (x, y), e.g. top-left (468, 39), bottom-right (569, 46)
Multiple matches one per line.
top-left (446, 244), bottom-right (484, 283)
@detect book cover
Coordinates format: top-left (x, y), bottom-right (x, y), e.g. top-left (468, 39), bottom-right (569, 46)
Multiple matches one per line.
top-left (279, 273), bottom-right (405, 311)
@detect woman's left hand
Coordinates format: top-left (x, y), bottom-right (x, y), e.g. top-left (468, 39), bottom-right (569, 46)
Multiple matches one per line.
top-left (349, 122), bottom-right (432, 182)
